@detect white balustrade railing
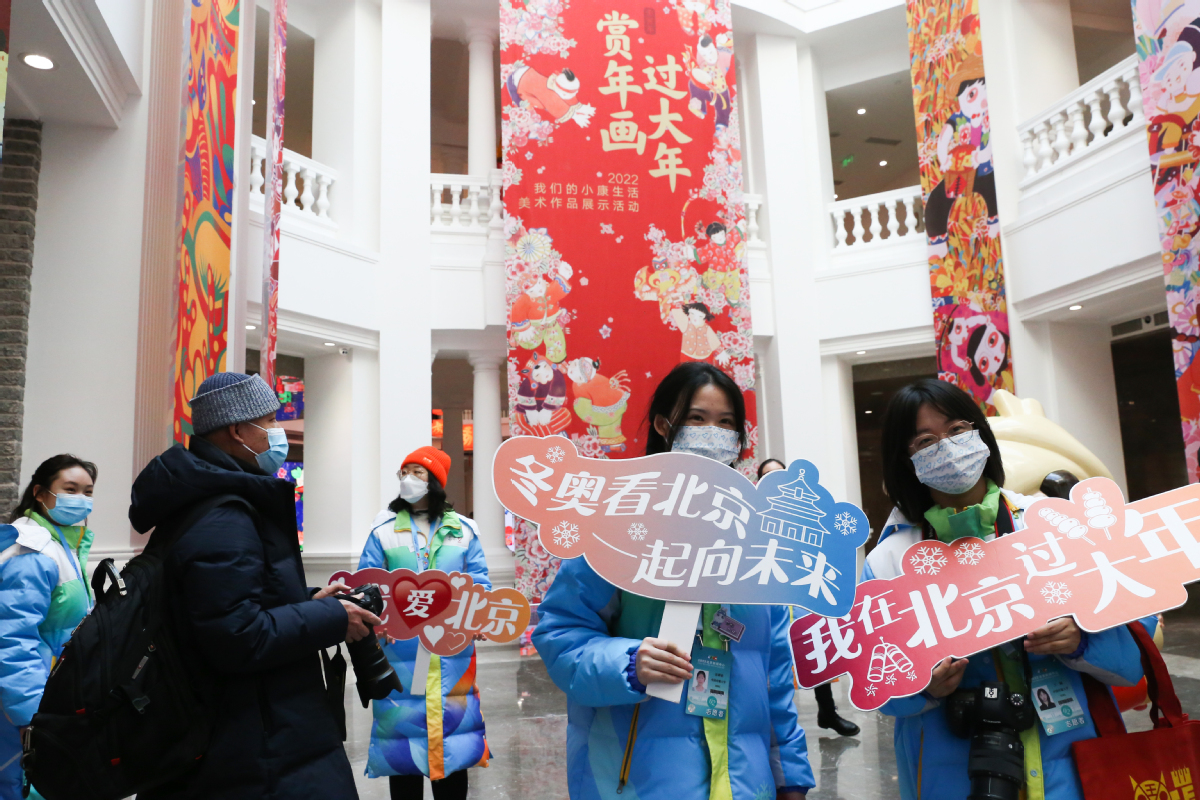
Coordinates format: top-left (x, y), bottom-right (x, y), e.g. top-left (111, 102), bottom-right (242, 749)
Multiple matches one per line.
top-left (250, 136), bottom-right (338, 227)
top-left (744, 193), bottom-right (765, 247)
top-left (1018, 55), bottom-right (1144, 181)
top-left (829, 185), bottom-right (924, 249)
top-left (430, 171), bottom-right (502, 230)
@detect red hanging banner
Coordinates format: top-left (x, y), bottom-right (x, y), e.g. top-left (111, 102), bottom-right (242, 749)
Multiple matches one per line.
top-left (259, 0), bottom-right (287, 388)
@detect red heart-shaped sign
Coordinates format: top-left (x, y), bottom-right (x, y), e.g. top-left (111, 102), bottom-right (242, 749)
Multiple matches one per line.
top-left (388, 573), bottom-right (453, 639)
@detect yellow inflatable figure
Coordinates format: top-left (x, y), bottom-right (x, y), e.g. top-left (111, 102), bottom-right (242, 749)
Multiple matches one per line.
top-left (989, 390), bottom-right (1113, 496)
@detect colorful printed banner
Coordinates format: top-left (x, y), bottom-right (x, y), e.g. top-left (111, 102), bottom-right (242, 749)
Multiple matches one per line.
top-left (327, 568), bottom-right (532, 656)
top-left (259, 0), bottom-right (286, 388)
top-left (789, 477), bottom-right (1200, 711)
top-left (1132, 4), bottom-right (1200, 481)
top-left (0, 0), bottom-right (12, 160)
top-left (173, 0), bottom-right (241, 442)
top-left (907, 2), bottom-right (1014, 411)
top-left (499, 0), bottom-right (757, 464)
top-left (492, 436), bottom-right (870, 613)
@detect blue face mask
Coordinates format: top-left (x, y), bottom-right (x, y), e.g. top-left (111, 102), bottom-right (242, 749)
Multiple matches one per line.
top-left (45, 494), bottom-right (93, 526)
top-left (245, 423), bottom-right (289, 475)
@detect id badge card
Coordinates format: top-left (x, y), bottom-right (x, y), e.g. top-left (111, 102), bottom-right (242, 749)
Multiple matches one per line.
top-left (1031, 660), bottom-right (1086, 736)
top-left (685, 646), bottom-right (731, 720)
top-left (711, 608), bottom-right (745, 642)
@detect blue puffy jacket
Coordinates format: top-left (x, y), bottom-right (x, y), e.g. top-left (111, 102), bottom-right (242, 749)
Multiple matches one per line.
top-left (358, 508), bottom-right (491, 781)
top-left (862, 498), bottom-right (1143, 800)
top-left (534, 558), bottom-right (814, 799)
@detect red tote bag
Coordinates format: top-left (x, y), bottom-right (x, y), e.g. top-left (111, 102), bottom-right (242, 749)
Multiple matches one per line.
top-left (1072, 622), bottom-right (1200, 800)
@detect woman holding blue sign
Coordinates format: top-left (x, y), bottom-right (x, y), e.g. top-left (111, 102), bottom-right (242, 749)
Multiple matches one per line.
top-left (862, 379), bottom-right (1143, 800)
top-left (535, 362), bottom-right (814, 799)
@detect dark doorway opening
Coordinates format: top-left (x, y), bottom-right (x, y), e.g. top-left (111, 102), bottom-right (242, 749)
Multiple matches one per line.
top-left (1112, 329), bottom-right (1187, 500)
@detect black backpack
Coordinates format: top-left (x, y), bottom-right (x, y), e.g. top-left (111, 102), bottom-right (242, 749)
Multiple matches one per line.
top-left (22, 494), bottom-right (257, 800)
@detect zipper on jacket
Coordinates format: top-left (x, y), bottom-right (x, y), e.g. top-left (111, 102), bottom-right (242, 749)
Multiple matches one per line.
top-left (617, 704), bottom-right (640, 793)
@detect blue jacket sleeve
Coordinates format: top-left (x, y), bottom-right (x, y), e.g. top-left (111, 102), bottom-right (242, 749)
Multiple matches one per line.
top-left (358, 530), bottom-right (385, 570)
top-left (767, 605), bottom-right (815, 790)
top-left (531, 558), bottom-right (646, 707)
top-left (1058, 623), bottom-right (1143, 687)
top-left (879, 693), bottom-right (939, 718)
top-left (177, 507), bottom-right (348, 674)
top-left (0, 552), bottom-right (57, 726)
top-left (462, 522), bottom-right (492, 590)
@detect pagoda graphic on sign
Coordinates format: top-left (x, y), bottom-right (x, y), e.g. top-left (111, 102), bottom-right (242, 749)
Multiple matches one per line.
top-left (759, 469), bottom-right (830, 547)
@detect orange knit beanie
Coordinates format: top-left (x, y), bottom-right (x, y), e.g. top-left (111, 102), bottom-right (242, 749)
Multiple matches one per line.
top-left (403, 446), bottom-right (451, 488)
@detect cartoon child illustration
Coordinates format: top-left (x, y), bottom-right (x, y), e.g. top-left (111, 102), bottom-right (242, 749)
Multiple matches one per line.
top-left (1149, 40), bottom-right (1200, 168)
top-left (634, 257), bottom-right (702, 323)
top-left (1160, 170), bottom-right (1200, 249)
top-left (566, 357), bottom-right (631, 453)
top-left (698, 221), bottom-right (743, 303)
top-left (507, 62), bottom-right (596, 127)
top-left (939, 306), bottom-right (1009, 400)
top-left (685, 34), bottom-right (732, 130)
top-left (670, 302), bottom-right (730, 365)
top-left (516, 354), bottom-right (568, 429)
top-left (674, 0), bottom-right (715, 37)
top-left (509, 261), bottom-right (573, 363)
top-left (923, 54), bottom-right (998, 260)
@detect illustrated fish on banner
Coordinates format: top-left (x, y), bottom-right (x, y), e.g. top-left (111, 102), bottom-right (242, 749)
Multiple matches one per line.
top-left (907, 1), bottom-right (1014, 411)
top-left (327, 568), bottom-right (533, 656)
top-left (174, 0), bottom-right (240, 443)
top-left (1131, 3), bottom-right (1200, 481)
top-left (492, 436), bottom-right (869, 614)
top-left (790, 477), bottom-right (1200, 711)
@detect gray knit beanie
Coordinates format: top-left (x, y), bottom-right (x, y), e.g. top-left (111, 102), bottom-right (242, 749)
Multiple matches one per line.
top-left (190, 373), bottom-right (281, 435)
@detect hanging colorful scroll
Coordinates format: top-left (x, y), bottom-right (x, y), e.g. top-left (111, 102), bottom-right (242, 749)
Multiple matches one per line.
top-left (0, 0), bottom-right (12, 159)
top-left (259, 0), bottom-right (286, 388)
top-left (500, 0), bottom-right (757, 597)
top-left (907, 1), bottom-right (1014, 411)
top-left (1131, 4), bottom-right (1200, 482)
top-left (173, 0), bottom-right (241, 443)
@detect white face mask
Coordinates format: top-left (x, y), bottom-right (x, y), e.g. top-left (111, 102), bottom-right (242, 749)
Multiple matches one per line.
top-left (670, 425), bottom-right (741, 465)
top-left (399, 474), bottom-right (429, 504)
top-left (910, 429), bottom-right (990, 495)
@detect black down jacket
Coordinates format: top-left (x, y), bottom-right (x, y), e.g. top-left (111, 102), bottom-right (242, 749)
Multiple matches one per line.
top-left (129, 437), bottom-right (357, 800)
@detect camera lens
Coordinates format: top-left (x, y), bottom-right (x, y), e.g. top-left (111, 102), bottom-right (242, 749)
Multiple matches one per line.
top-left (967, 730), bottom-right (1025, 800)
top-left (347, 634), bottom-right (403, 707)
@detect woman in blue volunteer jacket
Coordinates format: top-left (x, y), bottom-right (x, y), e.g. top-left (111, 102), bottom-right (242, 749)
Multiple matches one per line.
top-left (862, 379), bottom-right (1142, 800)
top-left (359, 446), bottom-right (490, 800)
top-left (0, 455), bottom-right (97, 800)
top-left (535, 362), bottom-right (814, 799)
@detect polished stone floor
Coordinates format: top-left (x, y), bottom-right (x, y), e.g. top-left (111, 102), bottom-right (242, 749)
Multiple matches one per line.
top-left (348, 603), bottom-right (1200, 799)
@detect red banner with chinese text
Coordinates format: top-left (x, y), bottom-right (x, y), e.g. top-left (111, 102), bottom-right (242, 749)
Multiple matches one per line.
top-left (500, 0), bottom-right (756, 465)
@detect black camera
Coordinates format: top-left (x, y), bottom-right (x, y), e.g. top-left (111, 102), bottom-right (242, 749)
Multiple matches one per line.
top-left (337, 584), bottom-right (403, 707)
top-left (945, 679), bottom-right (1038, 800)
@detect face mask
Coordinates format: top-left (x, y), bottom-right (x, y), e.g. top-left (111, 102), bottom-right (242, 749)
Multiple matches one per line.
top-left (399, 474), bottom-right (429, 504)
top-left (245, 424), bottom-right (289, 475)
top-left (670, 425), bottom-right (741, 465)
top-left (910, 429), bottom-right (990, 495)
top-left (44, 494), bottom-right (92, 526)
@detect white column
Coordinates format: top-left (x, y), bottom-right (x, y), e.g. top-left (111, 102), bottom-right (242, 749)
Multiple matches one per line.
top-left (441, 406), bottom-right (468, 511)
top-left (752, 35), bottom-right (833, 467)
top-left (467, 30), bottom-right (497, 178)
top-left (470, 354), bottom-right (512, 585)
top-left (819, 355), bottom-right (863, 507)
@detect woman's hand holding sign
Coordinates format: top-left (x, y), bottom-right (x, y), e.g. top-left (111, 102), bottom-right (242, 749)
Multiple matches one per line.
top-left (925, 657), bottom-right (969, 699)
top-left (636, 637), bottom-right (694, 686)
top-left (1024, 617), bottom-right (1083, 656)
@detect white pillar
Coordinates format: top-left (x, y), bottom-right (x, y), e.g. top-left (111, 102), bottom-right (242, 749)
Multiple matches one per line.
top-left (467, 30), bottom-right (497, 177)
top-left (441, 406), bottom-right (467, 511)
top-left (470, 354), bottom-right (512, 585)
top-left (820, 355), bottom-right (863, 507)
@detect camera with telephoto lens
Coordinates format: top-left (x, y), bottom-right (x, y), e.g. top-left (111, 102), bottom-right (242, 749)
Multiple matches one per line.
top-left (336, 584), bottom-right (403, 707)
top-left (945, 678), bottom-right (1038, 800)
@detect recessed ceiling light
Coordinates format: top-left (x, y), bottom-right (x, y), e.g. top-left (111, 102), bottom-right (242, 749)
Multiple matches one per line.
top-left (865, 410), bottom-right (873, 414)
top-left (857, 108), bottom-right (866, 115)
top-left (252, 99), bottom-right (256, 105)
top-left (1069, 304), bottom-right (1083, 311)
top-left (245, 324), bottom-right (256, 330)
top-left (879, 160), bottom-right (888, 167)
top-left (856, 350), bottom-right (867, 355)
top-left (22, 54), bottom-right (54, 70)
top-left (833, 193), bottom-right (838, 199)
top-left (324, 342), bottom-right (336, 346)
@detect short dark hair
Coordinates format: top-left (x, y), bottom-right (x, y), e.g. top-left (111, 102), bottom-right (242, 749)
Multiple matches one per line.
top-left (12, 454), bottom-right (98, 523)
top-left (645, 362), bottom-right (746, 459)
top-left (957, 76), bottom-right (984, 97)
top-left (757, 459), bottom-right (786, 479)
top-left (681, 302), bottom-right (714, 322)
top-left (705, 222), bottom-right (726, 238)
top-left (388, 472), bottom-right (453, 521)
top-left (880, 379), bottom-right (1004, 528)
top-left (966, 324), bottom-right (1009, 386)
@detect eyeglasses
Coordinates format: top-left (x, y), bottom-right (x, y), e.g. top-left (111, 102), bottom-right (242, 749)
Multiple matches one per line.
top-left (909, 421), bottom-right (975, 455)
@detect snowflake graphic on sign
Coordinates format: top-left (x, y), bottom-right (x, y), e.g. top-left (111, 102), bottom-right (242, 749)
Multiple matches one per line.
top-left (955, 541), bottom-right (985, 566)
top-left (552, 521), bottom-right (580, 548)
top-left (628, 522), bottom-right (648, 541)
top-left (546, 445), bottom-right (565, 463)
top-left (910, 545), bottom-right (948, 575)
top-left (834, 512), bottom-right (857, 536)
top-left (1040, 581), bottom-right (1072, 605)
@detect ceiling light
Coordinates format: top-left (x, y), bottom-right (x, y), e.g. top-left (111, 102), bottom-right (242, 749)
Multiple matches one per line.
top-left (879, 160), bottom-right (888, 167)
top-left (857, 108), bottom-right (866, 115)
top-left (22, 54), bottom-right (54, 70)
top-left (856, 350), bottom-right (867, 355)
top-left (833, 193), bottom-right (838, 199)
top-left (864, 410), bottom-right (873, 414)
top-left (245, 324), bottom-right (256, 330)
top-left (324, 342), bottom-right (336, 346)
top-left (1069, 304), bottom-right (1083, 311)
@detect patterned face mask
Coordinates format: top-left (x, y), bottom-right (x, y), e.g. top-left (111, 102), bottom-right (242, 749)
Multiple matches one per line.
top-left (671, 425), bottom-right (741, 465)
top-left (910, 429), bottom-right (990, 495)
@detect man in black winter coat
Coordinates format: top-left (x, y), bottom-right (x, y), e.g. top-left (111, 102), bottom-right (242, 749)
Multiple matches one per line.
top-left (129, 373), bottom-right (380, 800)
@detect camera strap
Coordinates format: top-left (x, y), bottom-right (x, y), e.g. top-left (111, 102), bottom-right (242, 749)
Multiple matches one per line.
top-left (993, 646), bottom-right (1044, 800)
